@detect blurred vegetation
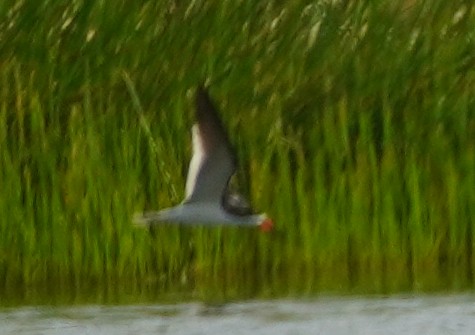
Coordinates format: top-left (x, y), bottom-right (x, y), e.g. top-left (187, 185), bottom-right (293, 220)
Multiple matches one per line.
top-left (0, 0), bottom-right (474, 304)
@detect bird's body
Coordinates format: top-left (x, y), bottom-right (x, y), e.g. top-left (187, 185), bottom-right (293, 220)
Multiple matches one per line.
top-left (137, 202), bottom-right (267, 226)
top-left (134, 86), bottom-right (273, 232)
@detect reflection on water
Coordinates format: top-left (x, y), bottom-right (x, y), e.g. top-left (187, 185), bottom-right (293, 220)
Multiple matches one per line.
top-left (1, 294), bottom-right (475, 335)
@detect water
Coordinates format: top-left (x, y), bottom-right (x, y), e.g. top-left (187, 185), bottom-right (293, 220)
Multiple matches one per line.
top-left (1, 294), bottom-right (475, 335)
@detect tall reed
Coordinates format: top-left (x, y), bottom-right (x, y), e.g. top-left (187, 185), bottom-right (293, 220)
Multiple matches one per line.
top-left (0, 0), bottom-right (474, 303)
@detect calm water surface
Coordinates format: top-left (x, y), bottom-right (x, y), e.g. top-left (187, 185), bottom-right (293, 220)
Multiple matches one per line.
top-left (1, 294), bottom-right (474, 335)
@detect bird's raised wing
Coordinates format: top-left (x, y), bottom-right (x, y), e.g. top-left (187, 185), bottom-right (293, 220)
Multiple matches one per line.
top-left (184, 87), bottom-right (237, 203)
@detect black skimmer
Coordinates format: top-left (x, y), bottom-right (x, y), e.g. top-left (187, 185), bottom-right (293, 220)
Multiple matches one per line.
top-left (134, 86), bottom-right (274, 232)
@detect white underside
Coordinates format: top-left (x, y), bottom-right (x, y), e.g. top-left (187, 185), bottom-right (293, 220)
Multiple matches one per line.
top-left (135, 202), bottom-right (266, 227)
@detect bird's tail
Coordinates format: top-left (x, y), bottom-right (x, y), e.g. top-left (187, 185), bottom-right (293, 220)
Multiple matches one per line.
top-left (132, 211), bottom-right (163, 226)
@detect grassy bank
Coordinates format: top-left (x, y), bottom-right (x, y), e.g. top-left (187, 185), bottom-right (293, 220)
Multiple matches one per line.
top-left (0, 0), bottom-right (474, 303)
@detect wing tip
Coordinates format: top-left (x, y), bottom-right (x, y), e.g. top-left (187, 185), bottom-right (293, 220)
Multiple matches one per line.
top-left (195, 85), bottom-right (215, 119)
top-left (193, 84), bottom-right (231, 148)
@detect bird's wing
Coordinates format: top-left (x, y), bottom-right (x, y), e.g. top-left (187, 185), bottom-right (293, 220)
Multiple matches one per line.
top-left (184, 87), bottom-right (236, 203)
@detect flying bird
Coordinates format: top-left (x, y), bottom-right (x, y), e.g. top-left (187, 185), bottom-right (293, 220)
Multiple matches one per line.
top-left (134, 86), bottom-right (274, 232)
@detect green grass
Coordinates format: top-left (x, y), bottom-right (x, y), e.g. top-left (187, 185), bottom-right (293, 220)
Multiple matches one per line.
top-left (0, 0), bottom-right (474, 304)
